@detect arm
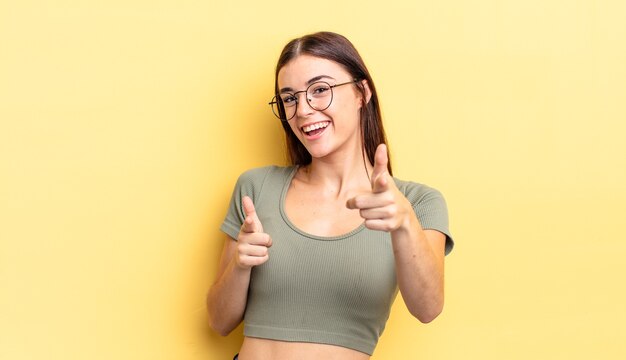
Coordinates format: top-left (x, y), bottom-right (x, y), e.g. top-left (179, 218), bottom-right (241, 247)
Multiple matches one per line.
top-left (390, 217), bottom-right (446, 323)
top-left (207, 197), bottom-right (272, 335)
top-left (347, 144), bottom-right (447, 323)
top-left (207, 236), bottom-right (251, 335)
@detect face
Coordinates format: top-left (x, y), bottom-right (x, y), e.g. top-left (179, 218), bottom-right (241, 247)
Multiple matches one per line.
top-left (277, 55), bottom-right (369, 161)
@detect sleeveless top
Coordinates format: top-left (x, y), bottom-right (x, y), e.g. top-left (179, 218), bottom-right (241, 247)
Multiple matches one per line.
top-left (220, 166), bottom-right (453, 355)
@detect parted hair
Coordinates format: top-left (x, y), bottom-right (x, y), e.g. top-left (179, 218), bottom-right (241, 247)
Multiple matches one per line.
top-left (274, 31), bottom-right (392, 175)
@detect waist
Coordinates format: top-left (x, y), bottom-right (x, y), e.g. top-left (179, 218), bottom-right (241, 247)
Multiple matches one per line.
top-left (239, 337), bottom-right (370, 360)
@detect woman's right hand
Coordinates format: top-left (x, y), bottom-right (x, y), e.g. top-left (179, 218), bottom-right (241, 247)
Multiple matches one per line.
top-left (236, 196), bottom-right (272, 269)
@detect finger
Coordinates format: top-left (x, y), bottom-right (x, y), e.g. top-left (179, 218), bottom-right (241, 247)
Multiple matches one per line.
top-left (241, 213), bottom-right (260, 233)
top-left (242, 233), bottom-right (272, 247)
top-left (242, 195), bottom-right (257, 218)
top-left (346, 196), bottom-right (357, 209)
top-left (238, 242), bottom-right (270, 257)
top-left (372, 172), bottom-right (389, 194)
top-left (346, 193), bottom-right (393, 210)
top-left (241, 196), bottom-right (262, 233)
top-left (363, 219), bottom-right (394, 232)
top-left (358, 206), bottom-right (396, 220)
top-left (238, 254), bottom-right (270, 268)
top-left (372, 144), bottom-right (389, 193)
top-left (372, 144), bottom-right (388, 177)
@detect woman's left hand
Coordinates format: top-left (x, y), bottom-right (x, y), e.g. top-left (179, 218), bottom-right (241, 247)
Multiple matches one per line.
top-left (346, 144), bottom-right (415, 233)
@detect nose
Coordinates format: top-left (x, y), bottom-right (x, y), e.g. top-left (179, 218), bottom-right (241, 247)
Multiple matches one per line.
top-left (295, 92), bottom-right (315, 118)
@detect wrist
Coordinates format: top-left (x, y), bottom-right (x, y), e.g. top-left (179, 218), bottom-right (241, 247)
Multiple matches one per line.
top-left (231, 254), bottom-right (253, 274)
top-left (391, 207), bottom-right (421, 237)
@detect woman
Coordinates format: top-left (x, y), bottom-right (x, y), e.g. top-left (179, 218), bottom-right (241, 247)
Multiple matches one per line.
top-left (207, 32), bottom-right (454, 360)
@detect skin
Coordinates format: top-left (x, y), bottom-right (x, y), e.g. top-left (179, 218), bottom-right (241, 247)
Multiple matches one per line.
top-left (207, 55), bottom-right (447, 360)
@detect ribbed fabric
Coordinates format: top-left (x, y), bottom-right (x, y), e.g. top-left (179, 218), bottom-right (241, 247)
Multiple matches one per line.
top-left (220, 166), bottom-right (453, 355)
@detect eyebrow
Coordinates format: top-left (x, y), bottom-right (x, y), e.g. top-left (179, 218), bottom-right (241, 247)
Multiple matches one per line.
top-left (279, 75), bottom-right (336, 93)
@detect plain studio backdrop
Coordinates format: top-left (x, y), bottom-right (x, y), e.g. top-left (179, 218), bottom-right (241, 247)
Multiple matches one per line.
top-left (1, 1), bottom-right (625, 359)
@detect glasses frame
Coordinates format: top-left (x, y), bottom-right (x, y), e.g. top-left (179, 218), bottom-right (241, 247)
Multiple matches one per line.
top-left (269, 79), bottom-right (360, 121)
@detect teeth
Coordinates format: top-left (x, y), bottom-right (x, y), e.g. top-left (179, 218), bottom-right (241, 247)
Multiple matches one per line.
top-left (302, 122), bottom-right (329, 133)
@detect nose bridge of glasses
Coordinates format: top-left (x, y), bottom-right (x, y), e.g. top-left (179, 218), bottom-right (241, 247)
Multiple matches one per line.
top-left (293, 90), bottom-right (316, 117)
top-left (292, 89), bottom-right (311, 104)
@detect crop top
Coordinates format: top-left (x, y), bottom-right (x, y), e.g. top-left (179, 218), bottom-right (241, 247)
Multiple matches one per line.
top-left (220, 166), bottom-right (453, 355)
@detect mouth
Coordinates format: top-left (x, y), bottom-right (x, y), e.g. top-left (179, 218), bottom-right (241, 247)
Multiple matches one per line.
top-left (301, 121), bottom-right (330, 137)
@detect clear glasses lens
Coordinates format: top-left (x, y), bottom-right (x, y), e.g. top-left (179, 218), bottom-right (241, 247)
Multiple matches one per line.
top-left (271, 81), bottom-right (334, 121)
top-left (308, 82), bottom-right (332, 103)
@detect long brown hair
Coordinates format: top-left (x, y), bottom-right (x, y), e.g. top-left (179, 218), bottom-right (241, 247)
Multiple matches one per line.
top-left (274, 31), bottom-right (392, 175)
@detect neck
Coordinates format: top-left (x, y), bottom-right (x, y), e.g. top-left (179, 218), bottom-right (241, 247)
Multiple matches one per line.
top-left (300, 145), bottom-right (374, 197)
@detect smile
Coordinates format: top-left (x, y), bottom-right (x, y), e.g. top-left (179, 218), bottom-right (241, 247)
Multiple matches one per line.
top-left (301, 121), bottom-right (330, 136)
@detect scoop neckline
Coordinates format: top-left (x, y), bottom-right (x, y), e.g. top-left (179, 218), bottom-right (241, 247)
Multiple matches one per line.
top-left (279, 166), bottom-right (366, 241)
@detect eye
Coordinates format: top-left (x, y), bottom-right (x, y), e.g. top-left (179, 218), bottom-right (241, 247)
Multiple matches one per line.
top-left (310, 83), bottom-right (331, 96)
top-left (280, 94), bottom-right (297, 105)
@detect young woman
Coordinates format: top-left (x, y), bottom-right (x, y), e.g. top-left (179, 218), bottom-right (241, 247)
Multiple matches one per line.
top-left (207, 32), bottom-right (454, 360)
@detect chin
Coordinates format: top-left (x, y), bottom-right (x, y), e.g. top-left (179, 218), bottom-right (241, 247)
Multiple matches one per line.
top-left (304, 146), bottom-right (332, 160)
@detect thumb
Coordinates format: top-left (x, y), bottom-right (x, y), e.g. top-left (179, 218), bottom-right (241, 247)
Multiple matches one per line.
top-left (242, 196), bottom-right (263, 233)
top-left (371, 144), bottom-right (389, 193)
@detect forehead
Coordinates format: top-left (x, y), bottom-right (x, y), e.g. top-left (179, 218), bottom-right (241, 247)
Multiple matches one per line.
top-left (277, 55), bottom-right (350, 89)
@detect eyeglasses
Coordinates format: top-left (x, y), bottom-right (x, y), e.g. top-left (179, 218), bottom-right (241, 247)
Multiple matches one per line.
top-left (269, 79), bottom-right (360, 121)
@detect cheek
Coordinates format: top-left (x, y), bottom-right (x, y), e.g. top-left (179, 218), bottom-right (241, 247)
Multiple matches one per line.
top-left (329, 100), bottom-right (361, 127)
top-left (287, 122), bottom-right (301, 137)
top-left (332, 94), bottom-right (362, 116)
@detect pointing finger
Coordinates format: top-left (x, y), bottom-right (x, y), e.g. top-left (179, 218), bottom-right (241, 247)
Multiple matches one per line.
top-left (346, 196), bottom-right (357, 210)
top-left (346, 192), bottom-right (394, 210)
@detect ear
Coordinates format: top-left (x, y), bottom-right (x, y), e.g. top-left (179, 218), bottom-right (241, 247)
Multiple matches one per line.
top-left (360, 79), bottom-right (372, 105)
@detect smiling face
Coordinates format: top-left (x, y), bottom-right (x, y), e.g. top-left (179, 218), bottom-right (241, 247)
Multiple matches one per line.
top-left (277, 55), bottom-right (368, 161)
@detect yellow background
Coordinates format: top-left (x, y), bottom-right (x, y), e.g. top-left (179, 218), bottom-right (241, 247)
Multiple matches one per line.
top-left (1, 1), bottom-right (625, 359)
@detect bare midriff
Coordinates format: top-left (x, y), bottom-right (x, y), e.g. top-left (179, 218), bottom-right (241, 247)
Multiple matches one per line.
top-left (238, 337), bottom-right (371, 360)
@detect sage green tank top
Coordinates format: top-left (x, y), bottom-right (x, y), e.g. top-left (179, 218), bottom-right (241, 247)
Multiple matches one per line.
top-left (220, 166), bottom-right (453, 355)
